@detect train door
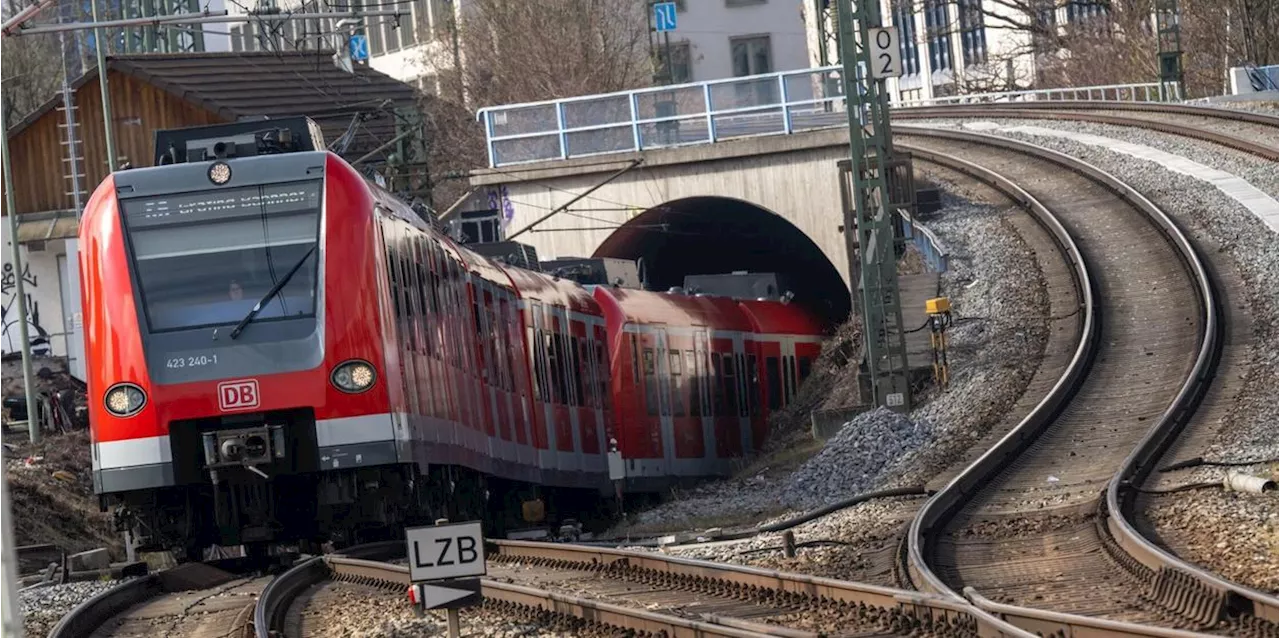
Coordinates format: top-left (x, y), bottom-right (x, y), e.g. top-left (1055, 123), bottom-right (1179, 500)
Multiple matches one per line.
top-left (548, 309), bottom-right (576, 463)
top-left (528, 303), bottom-right (554, 458)
top-left (668, 331), bottom-right (704, 464)
top-left (592, 323), bottom-right (610, 457)
top-left (573, 323), bottom-right (601, 456)
top-left (639, 326), bottom-right (675, 475)
top-left (693, 329), bottom-right (714, 462)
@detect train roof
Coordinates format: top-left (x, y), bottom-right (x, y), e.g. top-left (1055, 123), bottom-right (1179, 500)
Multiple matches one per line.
top-left (737, 299), bottom-right (829, 336)
top-left (504, 268), bottom-right (602, 315)
top-left (592, 287), bottom-right (755, 332)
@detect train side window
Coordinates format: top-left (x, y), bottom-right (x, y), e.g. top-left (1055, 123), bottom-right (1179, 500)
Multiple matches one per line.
top-left (596, 341), bottom-right (608, 410)
top-left (721, 356), bottom-right (738, 418)
top-left (765, 356), bottom-right (782, 410)
top-left (643, 348), bottom-right (658, 416)
top-left (798, 356), bottom-right (812, 383)
top-left (685, 350), bottom-right (701, 418)
top-left (786, 356), bottom-right (797, 404)
top-left (575, 337), bottom-right (588, 408)
top-left (668, 350), bottom-right (684, 417)
top-left (530, 327), bottom-right (544, 401)
top-left (710, 352), bottom-right (724, 416)
top-left (630, 333), bottom-right (641, 384)
top-left (737, 353), bottom-right (750, 417)
top-left (747, 354), bottom-right (761, 416)
top-left (547, 332), bottom-right (563, 405)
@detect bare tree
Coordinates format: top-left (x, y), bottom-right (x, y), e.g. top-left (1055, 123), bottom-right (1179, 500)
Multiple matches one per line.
top-left (424, 0), bottom-right (651, 108)
top-left (2, 0), bottom-right (64, 128)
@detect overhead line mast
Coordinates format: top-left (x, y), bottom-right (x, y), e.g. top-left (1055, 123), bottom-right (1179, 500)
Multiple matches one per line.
top-left (836, 0), bottom-right (913, 413)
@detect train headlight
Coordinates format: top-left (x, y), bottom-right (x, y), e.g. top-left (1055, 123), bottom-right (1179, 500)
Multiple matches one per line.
top-left (104, 383), bottom-right (147, 417)
top-left (331, 360), bottom-right (376, 393)
top-left (208, 161), bottom-right (232, 185)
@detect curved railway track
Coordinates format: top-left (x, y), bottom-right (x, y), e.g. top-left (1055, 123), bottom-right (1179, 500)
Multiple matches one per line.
top-left (896, 127), bottom-right (1277, 637)
top-left (894, 101), bottom-right (1279, 161)
top-left (46, 542), bottom-right (404, 638)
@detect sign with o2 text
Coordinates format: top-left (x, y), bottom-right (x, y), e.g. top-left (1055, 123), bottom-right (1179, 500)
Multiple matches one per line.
top-left (868, 27), bottom-right (903, 79)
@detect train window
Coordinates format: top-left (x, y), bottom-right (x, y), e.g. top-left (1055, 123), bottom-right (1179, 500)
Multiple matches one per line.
top-left (573, 337), bottom-right (587, 408)
top-left (530, 327), bottom-right (544, 401)
top-left (785, 356), bottom-right (797, 403)
top-left (737, 353), bottom-right (750, 417)
top-left (710, 353), bottom-right (724, 416)
top-left (747, 354), bottom-right (761, 416)
top-left (798, 356), bottom-right (813, 383)
top-left (721, 355), bottom-right (738, 419)
top-left (765, 356), bottom-right (782, 411)
top-left (596, 342), bottom-right (608, 410)
top-left (630, 334), bottom-right (640, 384)
top-left (547, 332), bottom-right (563, 405)
top-left (685, 350), bottom-right (701, 418)
top-left (667, 349), bottom-right (684, 418)
top-left (643, 348), bottom-right (659, 416)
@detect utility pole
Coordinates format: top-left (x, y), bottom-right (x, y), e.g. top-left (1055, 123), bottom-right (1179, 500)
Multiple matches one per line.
top-left (1154, 0), bottom-right (1184, 101)
top-left (90, 0), bottom-right (118, 171)
top-left (0, 98), bottom-right (26, 638)
top-left (836, 0), bottom-right (912, 413)
top-left (2, 94), bottom-right (41, 443)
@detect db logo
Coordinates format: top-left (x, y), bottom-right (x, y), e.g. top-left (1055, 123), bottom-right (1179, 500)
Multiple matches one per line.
top-left (218, 379), bottom-right (260, 411)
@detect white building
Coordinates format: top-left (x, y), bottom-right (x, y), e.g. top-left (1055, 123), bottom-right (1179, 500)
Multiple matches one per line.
top-left (655, 0), bottom-right (812, 84)
top-left (803, 0), bottom-right (1114, 102)
top-left (215, 0), bottom-right (460, 92)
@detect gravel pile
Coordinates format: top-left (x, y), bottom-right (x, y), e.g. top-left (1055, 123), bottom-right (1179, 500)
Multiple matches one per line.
top-left (618, 191), bottom-right (1052, 564)
top-left (954, 118), bottom-right (1279, 588)
top-left (20, 579), bottom-right (122, 637)
top-left (782, 407), bottom-right (934, 510)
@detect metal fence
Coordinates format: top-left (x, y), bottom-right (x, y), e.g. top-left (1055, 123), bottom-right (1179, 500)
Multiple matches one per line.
top-left (477, 65), bottom-right (1173, 167)
top-left (902, 212), bottom-right (950, 273)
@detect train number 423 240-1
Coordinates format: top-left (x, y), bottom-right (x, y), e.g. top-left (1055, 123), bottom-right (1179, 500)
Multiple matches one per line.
top-left (167, 355), bottom-right (219, 369)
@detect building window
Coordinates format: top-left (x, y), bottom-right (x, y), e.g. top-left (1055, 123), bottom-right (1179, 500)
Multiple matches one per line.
top-left (923, 0), bottom-right (951, 71)
top-left (230, 25), bottom-right (244, 51)
top-left (958, 0), bottom-right (987, 65)
top-left (430, 0), bottom-right (451, 39)
top-left (1065, 0), bottom-right (1106, 23)
top-left (730, 35), bottom-right (772, 76)
top-left (893, 2), bottom-right (920, 75)
top-left (659, 42), bottom-right (692, 83)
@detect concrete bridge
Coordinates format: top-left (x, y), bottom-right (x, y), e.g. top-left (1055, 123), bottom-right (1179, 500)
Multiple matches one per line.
top-left (462, 69), bottom-right (1168, 324)
top-left (467, 127), bottom-right (858, 323)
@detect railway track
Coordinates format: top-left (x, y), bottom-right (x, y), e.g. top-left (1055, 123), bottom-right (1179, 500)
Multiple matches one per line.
top-left (893, 101), bottom-right (1279, 161)
top-left (257, 539), bottom-right (1026, 637)
top-left (46, 542), bottom-right (403, 638)
top-left (895, 127), bottom-right (1277, 636)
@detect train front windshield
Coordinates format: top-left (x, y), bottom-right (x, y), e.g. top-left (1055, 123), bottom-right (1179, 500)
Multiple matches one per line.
top-left (120, 180), bottom-right (323, 333)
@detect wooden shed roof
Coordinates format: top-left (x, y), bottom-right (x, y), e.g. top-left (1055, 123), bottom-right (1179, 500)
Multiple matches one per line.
top-left (9, 51), bottom-right (422, 162)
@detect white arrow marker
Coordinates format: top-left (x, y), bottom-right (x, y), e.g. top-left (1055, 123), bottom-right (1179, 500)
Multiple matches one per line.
top-left (411, 583), bottom-right (476, 609)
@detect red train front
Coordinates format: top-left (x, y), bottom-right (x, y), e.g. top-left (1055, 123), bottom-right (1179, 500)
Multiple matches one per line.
top-left (81, 117), bottom-right (832, 557)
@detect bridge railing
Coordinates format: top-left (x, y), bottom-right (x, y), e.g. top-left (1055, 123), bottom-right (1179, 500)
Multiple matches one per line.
top-left (476, 67), bottom-right (1169, 168)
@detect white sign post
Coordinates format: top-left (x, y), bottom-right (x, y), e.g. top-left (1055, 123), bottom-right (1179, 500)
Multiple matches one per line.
top-left (867, 27), bottom-right (903, 79)
top-left (406, 520), bottom-right (486, 638)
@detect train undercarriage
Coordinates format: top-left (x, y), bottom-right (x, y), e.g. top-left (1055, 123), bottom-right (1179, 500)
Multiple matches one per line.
top-left (104, 462), bottom-right (614, 561)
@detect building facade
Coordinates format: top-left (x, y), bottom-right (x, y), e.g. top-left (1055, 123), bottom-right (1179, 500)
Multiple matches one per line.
top-left (803, 0), bottom-right (1118, 103)
top-left (655, 0), bottom-right (812, 85)
top-left (215, 0), bottom-right (459, 92)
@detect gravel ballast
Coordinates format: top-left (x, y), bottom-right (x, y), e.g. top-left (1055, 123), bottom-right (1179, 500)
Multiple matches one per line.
top-left (930, 117), bottom-right (1279, 590)
top-left (20, 580), bottom-right (122, 637)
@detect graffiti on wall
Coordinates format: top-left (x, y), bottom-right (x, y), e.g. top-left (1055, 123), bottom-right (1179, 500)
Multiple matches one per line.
top-left (1, 262), bottom-right (52, 355)
top-left (486, 185), bottom-right (516, 228)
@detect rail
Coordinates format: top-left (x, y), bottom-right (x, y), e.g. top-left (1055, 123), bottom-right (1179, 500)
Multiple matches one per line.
top-left (476, 65), bottom-right (1171, 167)
top-left (899, 128), bottom-right (1274, 636)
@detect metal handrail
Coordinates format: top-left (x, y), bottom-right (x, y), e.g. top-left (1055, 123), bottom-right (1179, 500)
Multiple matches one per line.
top-left (476, 65), bottom-right (1172, 167)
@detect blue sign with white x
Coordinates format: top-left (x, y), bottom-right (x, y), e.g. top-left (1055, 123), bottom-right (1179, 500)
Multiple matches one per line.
top-left (653, 1), bottom-right (677, 32)
top-left (349, 34), bottom-right (370, 61)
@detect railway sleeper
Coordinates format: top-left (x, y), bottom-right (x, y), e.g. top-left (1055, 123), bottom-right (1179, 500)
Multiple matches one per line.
top-left (489, 552), bottom-right (989, 637)
top-left (1094, 499), bottom-right (1277, 637)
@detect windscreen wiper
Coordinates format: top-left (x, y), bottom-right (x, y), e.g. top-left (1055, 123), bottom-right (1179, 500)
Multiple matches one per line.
top-left (229, 244), bottom-right (317, 340)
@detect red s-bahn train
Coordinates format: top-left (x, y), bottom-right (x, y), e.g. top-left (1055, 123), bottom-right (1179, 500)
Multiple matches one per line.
top-left (79, 118), bottom-right (828, 557)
